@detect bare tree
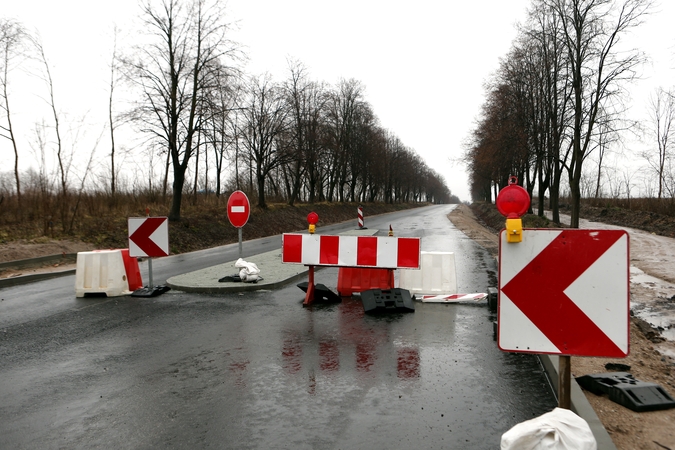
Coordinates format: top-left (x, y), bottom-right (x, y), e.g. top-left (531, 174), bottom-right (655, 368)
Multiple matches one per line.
top-left (67, 131), bottom-right (102, 233)
top-left (201, 66), bottom-right (239, 197)
top-left (547, 0), bottom-right (651, 227)
top-left (280, 60), bottom-right (310, 206)
top-left (34, 37), bottom-right (73, 230)
top-left (592, 115), bottom-right (622, 198)
top-left (0, 19), bottom-right (28, 211)
top-left (300, 80), bottom-right (329, 203)
top-left (125, 0), bottom-right (239, 221)
top-left (642, 87), bottom-right (675, 199)
top-left (280, 60), bottom-right (330, 205)
top-left (28, 120), bottom-right (54, 235)
top-left (108, 26), bottom-right (121, 198)
top-left (239, 74), bottom-right (287, 208)
top-left (521, 1), bottom-right (574, 223)
top-left (325, 79), bottom-right (367, 202)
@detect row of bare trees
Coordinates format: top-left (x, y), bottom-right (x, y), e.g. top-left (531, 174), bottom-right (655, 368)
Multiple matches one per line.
top-left (124, 0), bottom-right (454, 220)
top-left (1, 0), bottom-right (455, 231)
top-left (465, 0), bottom-right (651, 227)
top-left (1, 17), bottom-right (101, 231)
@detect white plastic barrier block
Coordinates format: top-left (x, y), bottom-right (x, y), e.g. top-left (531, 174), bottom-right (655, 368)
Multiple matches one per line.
top-left (75, 250), bottom-right (131, 298)
top-left (399, 251), bottom-right (457, 296)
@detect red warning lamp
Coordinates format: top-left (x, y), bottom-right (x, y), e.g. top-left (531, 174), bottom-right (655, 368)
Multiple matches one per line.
top-left (496, 176), bottom-right (530, 243)
top-left (307, 212), bottom-right (319, 234)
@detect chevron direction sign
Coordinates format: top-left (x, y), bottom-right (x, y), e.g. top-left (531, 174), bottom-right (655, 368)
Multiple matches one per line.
top-left (498, 229), bottom-right (629, 357)
top-left (128, 217), bottom-right (170, 258)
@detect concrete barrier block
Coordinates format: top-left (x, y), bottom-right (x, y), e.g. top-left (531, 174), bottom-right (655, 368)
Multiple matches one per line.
top-left (399, 251), bottom-right (457, 296)
top-left (75, 250), bottom-right (130, 298)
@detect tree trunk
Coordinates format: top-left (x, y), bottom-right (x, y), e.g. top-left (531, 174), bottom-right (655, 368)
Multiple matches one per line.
top-left (257, 169), bottom-right (266, 209)
top-left (169, 167), bottom-right (185, 221)
top-left (569, 164), bottom-right (582, 228)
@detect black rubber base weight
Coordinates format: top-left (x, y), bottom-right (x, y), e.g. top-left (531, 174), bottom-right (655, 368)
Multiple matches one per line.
top-left (576, 372), bottom-right (675, 412)
top-left (297, 282), bottom-right (342, 303)
top-left (131, 285), bottom-right (171, 297)
top-left (361, 288), bottom-right (415, 313)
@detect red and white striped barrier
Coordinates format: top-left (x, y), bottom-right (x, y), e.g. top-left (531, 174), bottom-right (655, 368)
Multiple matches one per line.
top-left (282, 234), bottom-right (421, 269)
top-left (417, 293), bottom-right (487, 303)
top-left (357, 206), bottom-right (364, 228)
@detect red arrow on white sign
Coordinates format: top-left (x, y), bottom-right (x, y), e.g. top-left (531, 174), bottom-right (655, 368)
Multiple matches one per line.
top-left (498, 229), bottom-right (629, 357)
top-left (128, 217), bottom-right (169, 258)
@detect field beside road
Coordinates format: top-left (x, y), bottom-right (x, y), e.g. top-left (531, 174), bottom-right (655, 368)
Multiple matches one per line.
top-left (0, 201), bottom-right (423, 266)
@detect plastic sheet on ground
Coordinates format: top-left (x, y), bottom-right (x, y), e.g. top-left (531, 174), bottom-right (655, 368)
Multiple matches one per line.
top-left (501, 407), bottom-right (597, 450)
top-left (235, 258), bottom-right (260, 282)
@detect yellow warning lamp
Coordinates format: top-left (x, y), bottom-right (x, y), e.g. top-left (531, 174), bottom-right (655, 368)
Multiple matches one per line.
top-left (307, 212), bottom-right (319, 234)
top-left (496, 176), bottom-right (530, 243)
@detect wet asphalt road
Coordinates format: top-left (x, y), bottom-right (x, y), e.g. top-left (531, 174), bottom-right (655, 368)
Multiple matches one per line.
top-left (0, 205), bottom-right (556, 449)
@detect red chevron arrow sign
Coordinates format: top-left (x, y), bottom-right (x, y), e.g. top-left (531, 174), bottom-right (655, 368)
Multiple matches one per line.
top-left (498, 229), bottom-right (629, 357)
top-left (128, 217), bottom-right (170, 258)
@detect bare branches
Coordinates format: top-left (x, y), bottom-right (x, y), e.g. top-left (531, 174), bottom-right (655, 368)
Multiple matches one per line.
top-left (123, 0), bottom-right (242, 220)
top-left (642, 87), bottom-right (675, 198)
top-left (466, 0), bottom-right (652, 225)
top-left (238, 74), bottom-right (288, 208)
top-left (0, 18), bottom-right (29, 210)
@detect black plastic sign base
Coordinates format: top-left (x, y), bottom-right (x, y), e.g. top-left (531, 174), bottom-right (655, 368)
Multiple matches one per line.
top-left (576, 372), bottom-right (675, 412)
top-left (297, 282), bottom-right (342, 303)
top-left (361, 288), bottom-right (415, 313)
top-left (131, 285), bottom-right (171, 298)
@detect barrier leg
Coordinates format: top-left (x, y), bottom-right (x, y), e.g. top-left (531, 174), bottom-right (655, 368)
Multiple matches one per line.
top-left (303, 265), bottom-right (316, 306)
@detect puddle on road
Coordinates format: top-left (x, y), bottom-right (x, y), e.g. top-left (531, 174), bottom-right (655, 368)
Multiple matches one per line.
top-left (630, 266), bottom-right (675, 340)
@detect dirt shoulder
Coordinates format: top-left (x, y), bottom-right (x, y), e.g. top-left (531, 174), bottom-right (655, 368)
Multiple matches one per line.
top-left (448, 203), bottom-right (675, 450)
top-left (0, 240), bottom-right (94, 279)
top-left (0, 202), bottom-right (421, 279)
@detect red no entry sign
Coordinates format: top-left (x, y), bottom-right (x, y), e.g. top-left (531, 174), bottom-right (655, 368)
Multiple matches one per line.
top-left (227, 190), bottom-right (250, 228)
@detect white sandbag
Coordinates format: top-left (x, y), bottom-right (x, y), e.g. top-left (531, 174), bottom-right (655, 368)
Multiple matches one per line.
top-left (501, 408), bottom-right (597, 450)
top-left (235, 258), bottom-right (260, 282)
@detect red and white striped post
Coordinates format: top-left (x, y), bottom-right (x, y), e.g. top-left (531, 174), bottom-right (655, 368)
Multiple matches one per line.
top-left (357, 206), bottom-right (364, 229)
top-left (305, 212), bottom-right (319, 304)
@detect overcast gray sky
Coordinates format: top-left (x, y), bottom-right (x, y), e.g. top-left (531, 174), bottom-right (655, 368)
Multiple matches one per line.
top-left (3, 0), bottom-right (674, 201)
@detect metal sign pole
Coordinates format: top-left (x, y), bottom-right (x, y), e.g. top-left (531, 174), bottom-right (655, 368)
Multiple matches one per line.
top-left (148, 257), bottom-right (154, 289)
top-left (147, 208), bottom-right (154, 289)
top-left (559, 355), bottom-right (571, 409)
top-left (238, 228), bottom-right (243, 259)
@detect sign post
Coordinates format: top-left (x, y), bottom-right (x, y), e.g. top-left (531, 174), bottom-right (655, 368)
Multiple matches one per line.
top-left (128, 214), bottom-right (170, 297)
top-left (498, 229), bottom-right (630, 408)
top-left (227, 190), bottom-right (251, 259)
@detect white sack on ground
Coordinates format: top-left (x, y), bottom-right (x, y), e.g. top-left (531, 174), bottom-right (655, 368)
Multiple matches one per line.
top-left (501, 407), bottom-right (596, 450)
top-left (234, 258), bottom-right (260, 282)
